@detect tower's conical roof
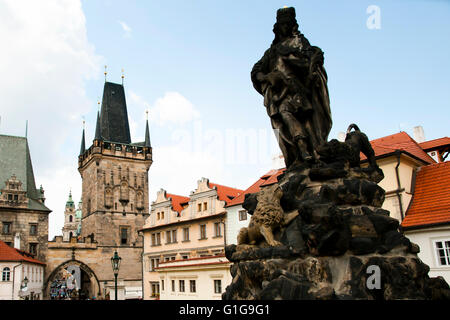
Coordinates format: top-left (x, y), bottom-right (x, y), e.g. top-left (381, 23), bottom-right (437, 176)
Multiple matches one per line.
top-left (98, 82), bottom-right (131, 144)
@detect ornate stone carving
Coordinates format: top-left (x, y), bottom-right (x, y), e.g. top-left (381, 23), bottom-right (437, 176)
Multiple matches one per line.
top-left (223, 7), bottom-right (450, 300)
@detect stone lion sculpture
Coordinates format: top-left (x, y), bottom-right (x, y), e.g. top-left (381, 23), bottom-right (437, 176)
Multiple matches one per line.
top-left (237, 183), bottom-right (299, 247)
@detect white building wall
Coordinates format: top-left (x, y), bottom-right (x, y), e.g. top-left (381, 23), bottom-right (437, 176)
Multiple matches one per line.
top-left (158, 259), bottom-right (232, 300)
top-left (405, 226), bottom-right (450, 285)
top-left (0, 262), bottom-right (44, 300)
top-left (225, 205), bottom-right (250, 245)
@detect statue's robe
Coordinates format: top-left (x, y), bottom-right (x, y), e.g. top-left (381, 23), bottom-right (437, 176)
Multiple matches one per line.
top-left (251, 33), bottom-right (332, 167)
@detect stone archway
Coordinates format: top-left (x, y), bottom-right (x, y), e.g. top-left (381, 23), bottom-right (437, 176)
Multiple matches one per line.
top-left (45, 260), bottom-right (101, 300)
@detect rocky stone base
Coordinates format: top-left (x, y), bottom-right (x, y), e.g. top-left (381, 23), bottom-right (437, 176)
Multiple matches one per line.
top-left (224, 139), bottom-right (450, 300)
top-left (223, 247), bottom-right (450, 300)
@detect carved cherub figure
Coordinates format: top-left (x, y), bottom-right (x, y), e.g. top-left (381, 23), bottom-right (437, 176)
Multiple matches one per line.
top-left (237, 183), bottom-right (299, 247)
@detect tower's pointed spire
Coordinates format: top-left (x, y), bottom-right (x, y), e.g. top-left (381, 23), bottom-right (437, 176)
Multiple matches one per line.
top-left (144, 110), bottom-right (151, 148)
top-left (79, 121), bottom-right (86, 156)
top-left (66, 189), bottom-right (74, 208)
top-left (94, 110), bottom-right (102, 141)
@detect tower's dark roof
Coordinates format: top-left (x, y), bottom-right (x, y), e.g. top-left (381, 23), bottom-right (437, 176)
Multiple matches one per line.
top-left (0, 134), bottom-right (50, 212)
top-left (99, 82), bottom-right (131, 144)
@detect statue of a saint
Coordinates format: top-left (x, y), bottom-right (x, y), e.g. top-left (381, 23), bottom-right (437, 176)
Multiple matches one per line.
top-left (251, 7), bottom-right (332, 168)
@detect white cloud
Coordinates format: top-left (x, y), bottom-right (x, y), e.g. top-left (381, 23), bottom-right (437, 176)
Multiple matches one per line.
top-left (128, 91), bottom-right (201, 127)
top-left (148, 145), bottom-right (226, 202)
top-left (0, 0), bottom-right (102, 239)
top-left (118, 20), bottom-right (132, 37)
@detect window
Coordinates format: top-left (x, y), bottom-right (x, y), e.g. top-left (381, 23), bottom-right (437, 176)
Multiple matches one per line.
top-left (2, 222), bottom-right (12, 235)
top-left (120, 227), bottom-right (129, 245)
top-left (157, 212), bottom-right (160, 220)
top-left (182, 254), bottom-right (189, 260)
top-left (151, 282), bottom-right (160, 297)
top-left (152, 233), bottom-right (161, 246)
top-left (164, 256), bottom-right (176, 262)
top-left (171, 280), bottom-right (175, 292)
top-left (30, 224), bottom-right (38, 236)
top-left (198, 203), bottom-right (202, 212)
top-left (69, 215), bottom-right (73, 223)
top-left (14, 194), bottom-right (18, 201)
top-left (114, 202), bottom-right (117, 210)
top-left (179, 280), bottom-right (185, 292)
top-left (203, 202), bottom-right (208, 211)
top-left (199, 224), bottom-right (207, 240)
top-left (239, 210), bottom-right (248, 221)
top-left (183, 228), bottom-right (190, 242)
top-left (166, 230), bottom-right (172, 244)
top-left (435, 240), bottom-right (450, 266)
top-left (214, 280), bottom-right (222, 294)
top-left (161, 280), bottom-right (165, 291)
top-left (2, 268), bottom-right (11, 282)
top-left (150, 258), bottom-right (159, 271)
top-left (172, 230), bottom-right (177, 243)
top-left (214, 222), bottom-right (222, 237)
top-left (190, 280), bottom-right (196, 293)
top-left (29, 243), bottom-right (37, 255)
top-left (161, 212), bottom-right (164, 220)
top-left (156, 233), bottom-right (161, 246)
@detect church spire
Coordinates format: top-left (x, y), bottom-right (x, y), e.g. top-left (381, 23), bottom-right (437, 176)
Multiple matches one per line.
top-left (94, 111), bottom-right (102, 141)
top-left (144, 110), bottom-right (151, 148)
top-left (79, 121), bottom-right (86, 156)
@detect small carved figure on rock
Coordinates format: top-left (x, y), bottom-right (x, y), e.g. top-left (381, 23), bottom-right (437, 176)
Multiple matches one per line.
top-left (345, 124), bottom-right (378, 169)
top-left (237, 184), bottom-right (299, 246)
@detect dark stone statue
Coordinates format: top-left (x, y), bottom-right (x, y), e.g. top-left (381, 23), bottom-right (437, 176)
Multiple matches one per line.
top-left (223, 7), bottom-right (450, 301)
top-left (251, 7), bottom-right (332, 168)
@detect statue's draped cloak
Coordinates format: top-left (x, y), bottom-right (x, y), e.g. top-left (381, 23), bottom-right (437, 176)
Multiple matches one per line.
top-left (251, 33), bottom-right (332, 166)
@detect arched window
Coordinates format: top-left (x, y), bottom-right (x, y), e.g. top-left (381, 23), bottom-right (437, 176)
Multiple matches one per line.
top-left (69, 215), bottom-right (73, 222)
top-left (2, 267), bottom-right (10, 281)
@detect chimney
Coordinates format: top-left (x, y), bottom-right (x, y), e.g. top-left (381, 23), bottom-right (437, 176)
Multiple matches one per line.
top-left (14, 233), bottom-right (21, 250)
top-left (413, 126), bottom-right (425, 143)
top-left (272, 153), bottom-right (285, 169)
top-left (337, 132), bottom-right (346, 142)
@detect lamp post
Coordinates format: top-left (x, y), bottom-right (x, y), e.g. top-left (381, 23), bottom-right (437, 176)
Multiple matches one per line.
top-left (111, 251), bottom-right (121, 300)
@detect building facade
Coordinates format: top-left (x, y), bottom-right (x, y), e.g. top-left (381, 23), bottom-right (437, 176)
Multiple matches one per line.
top-left (0, 135), bottom-right (51, 265)
top-left (0, 240), bottom-right (45, 300)
top-left (62, 192), bottom-right (81, 241)
top-left (46, 81), bottom-right (152, 300)
top-left (141, 178), bottom-right (242, 300)
top-left (402, 162), bottom-right (450, 284)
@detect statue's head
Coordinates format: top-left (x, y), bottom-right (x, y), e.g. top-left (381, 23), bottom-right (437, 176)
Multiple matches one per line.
top-left (273, 7), bottom-right (299, 43)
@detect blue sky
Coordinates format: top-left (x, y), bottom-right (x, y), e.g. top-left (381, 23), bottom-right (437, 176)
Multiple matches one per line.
top-left (0, 0), bottom-right (449, 238)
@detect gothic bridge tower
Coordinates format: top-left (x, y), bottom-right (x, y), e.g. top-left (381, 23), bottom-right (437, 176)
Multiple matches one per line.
top-left (76, 81), bottom-right (152, 298)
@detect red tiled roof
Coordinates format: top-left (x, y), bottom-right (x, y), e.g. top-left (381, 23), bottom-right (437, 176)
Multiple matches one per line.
top-left (419, 137), bottom-right (450, 151)
top-left (208, 182), bottom-right (244, 205)
top-left (0, 240), bottom-right (45, 265)
top-left (166, 193), bottom-right (190, 213)
top-left (402, 162), bottom-right (450, 229)
top-left (225, 168), bottom-right (285, 207)
top-left (361, 131), bottom-right (435, 164)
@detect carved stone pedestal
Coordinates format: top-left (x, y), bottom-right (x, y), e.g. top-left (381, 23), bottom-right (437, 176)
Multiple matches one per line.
top-left (223, 140), bottom-right (450, 300)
